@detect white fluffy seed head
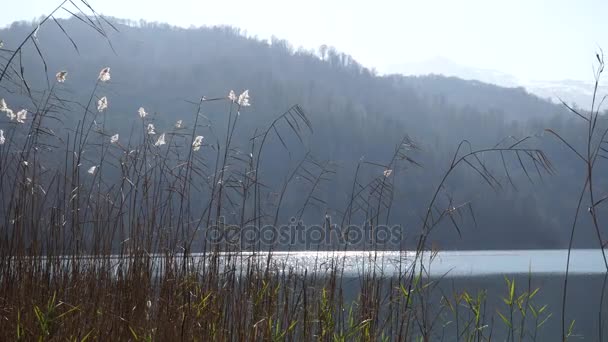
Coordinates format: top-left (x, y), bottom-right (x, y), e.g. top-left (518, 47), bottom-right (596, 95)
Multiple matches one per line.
top-left (154, 133), bottom-right (166, 146)
top-left (97, 96), bottom-right (108, 112)
top-left (228, 90), bottom-right (237, 102)
top-left (5, 109), bottom-right (16, 121)
top-left (237, 90), bottom-right (250, 107)
top-left (0, 98), bottom-right (8, 112)
top-left (98, 67), bottom-right (111, 82)
top-left (192, 135), bottom-right (204, 151)
top-left (138, 107), bottom-right (147, 118)
top-left (15, 109), bottom-right (27, 124)
top-left (147, 123), bottom-right (156, 135)
top-left (55, 71), bottom-right (67, 83)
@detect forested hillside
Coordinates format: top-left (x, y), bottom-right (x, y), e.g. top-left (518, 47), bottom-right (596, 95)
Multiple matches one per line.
top-left (1, 17), bottom-right (604, 249)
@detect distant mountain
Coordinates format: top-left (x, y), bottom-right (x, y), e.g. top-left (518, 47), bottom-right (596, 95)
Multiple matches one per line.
top-left (389, 57), bottom-right (607, 109)
top-left (389, 74), bottom-right (567, 122)
top-left (524, 79), bottom-right (608, 109)
top-left (388, 56), bottom-right (521, 87)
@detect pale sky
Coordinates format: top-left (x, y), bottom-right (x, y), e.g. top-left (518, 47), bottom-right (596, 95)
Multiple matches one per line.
top-left (2, 0), bottom-right (608, 83)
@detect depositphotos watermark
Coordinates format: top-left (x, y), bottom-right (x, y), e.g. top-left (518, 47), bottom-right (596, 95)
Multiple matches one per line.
top-left (203, 217), bottom-right (404, 248)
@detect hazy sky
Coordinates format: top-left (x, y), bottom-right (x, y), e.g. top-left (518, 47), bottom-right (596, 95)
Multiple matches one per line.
top-left (2, 0), bottom-right (607, 83)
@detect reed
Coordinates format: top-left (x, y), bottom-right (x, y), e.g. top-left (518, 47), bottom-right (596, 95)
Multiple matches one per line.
top-left (0, 3), bottom-right (577, 341)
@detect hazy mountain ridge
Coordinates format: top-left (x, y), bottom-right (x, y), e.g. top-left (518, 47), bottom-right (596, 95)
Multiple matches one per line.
top-left (389, 57), bottom-right (608, 109)
top-left (0, 19), bottom-right (571, 124)
top-left (389, 74), bottom-right (569, 122)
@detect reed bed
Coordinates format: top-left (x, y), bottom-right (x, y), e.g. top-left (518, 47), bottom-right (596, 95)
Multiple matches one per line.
top-left (0, 3), bottom-right (594, 341)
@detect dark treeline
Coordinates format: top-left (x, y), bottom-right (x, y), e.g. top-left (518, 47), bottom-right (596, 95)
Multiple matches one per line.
top-left (0, 17), bottom-right (604, 250)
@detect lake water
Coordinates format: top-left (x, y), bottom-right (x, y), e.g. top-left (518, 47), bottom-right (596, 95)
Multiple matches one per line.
top-left (209, 249), bottom-right (608, 277)
top-left (220, 249), bottom-right (607, 340)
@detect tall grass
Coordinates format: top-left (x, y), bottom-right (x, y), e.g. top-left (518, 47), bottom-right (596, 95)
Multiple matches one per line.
top-left (545, 50), bottom-right (608, 341)
top-left (0, 4), bottom-right (588, 341)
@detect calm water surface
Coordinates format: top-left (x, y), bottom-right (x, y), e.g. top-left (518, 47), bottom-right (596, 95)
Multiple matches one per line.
top-left (212, 249), bottom-right (607, 340)
top-left (206, 249), bottom-right (607, 276)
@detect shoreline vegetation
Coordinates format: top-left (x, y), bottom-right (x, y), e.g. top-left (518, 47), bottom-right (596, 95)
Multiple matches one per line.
top-left (0, 2), bottom-right (607, 340)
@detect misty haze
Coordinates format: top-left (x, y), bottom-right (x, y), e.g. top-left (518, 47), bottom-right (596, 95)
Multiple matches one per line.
top-left (0, 1), bottom-right (607, 340)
